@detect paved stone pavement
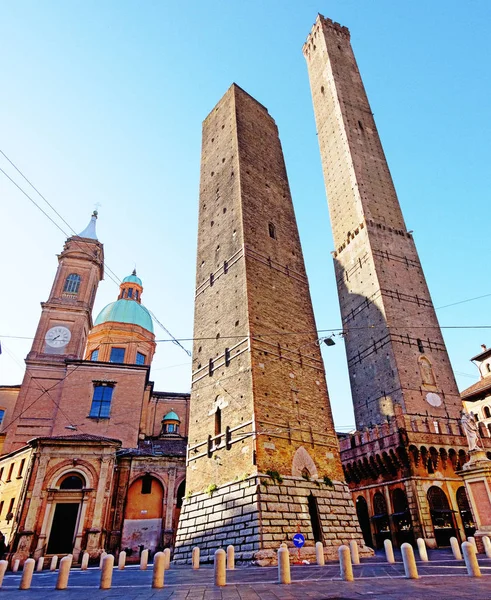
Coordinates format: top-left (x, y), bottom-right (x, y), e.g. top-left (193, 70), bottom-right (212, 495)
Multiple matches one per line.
top-left (0, 550), bottom-right (490, 599)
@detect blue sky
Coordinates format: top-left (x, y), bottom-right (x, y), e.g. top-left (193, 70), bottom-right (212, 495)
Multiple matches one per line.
top-left (1, 1), bottom-right (490, 431)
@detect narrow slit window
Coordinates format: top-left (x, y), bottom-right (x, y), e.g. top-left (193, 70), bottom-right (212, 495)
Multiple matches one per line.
top-left (268, 222), bottom-right (276, 239)
top-left (417, 338), bottom-right (424, 353)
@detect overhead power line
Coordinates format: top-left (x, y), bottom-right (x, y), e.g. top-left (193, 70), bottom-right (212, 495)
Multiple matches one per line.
top-left (0, 149), bottom-right (188, 356)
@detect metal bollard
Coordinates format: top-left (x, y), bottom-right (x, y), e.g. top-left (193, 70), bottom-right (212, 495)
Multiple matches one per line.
top-left (140, 549), bottom-right (149, 570)
top-left (483, 535), bottom-right (491, 559)
top-left (384, 538), bottom-right (395, 564)
top-left (0, 561), bottom-right (8, 588)
top-left (417, 538), bottom-right (428, 562)
top-left (50, 555), bottom-right (58, 571)
top-left (19, 558), bottom-right (35, 590)
top-left (450, 536), bottom-right (462, 560)
top-left (36, 556), bottom-right (44, 572)
top-left (152, 552), bottom-right (165, 589)
top-left (467, 537), bottom-right (478, 553)
top-left (118, 550), bottom-right (126, 570)
top-left (462, 541), bottom-right (481, 577)
top-left (277, 546), bottom-right (291, 584)
top-left (163, 548), bottom-right (171, 570)
top-left (349, 540), bottom-right (360, 565)
top-left (56, 555), bottom-right (72, 590)
top-left (401, 543), bottom-right (419, 579)
top-left (192, 546), bottom-right (200, 569)
top-left (338, 545), bottom-right (354, 581)
top-left (226, 545), bottom-right (235, 570)
top-left (214, 548), bottom-right (226, 587)
top-left (99, 551), bottom-right (107, 569)
top-left (81, 552), bottom-right (89, 570)
top-left (12, 559), bottom-right (20, 572)
top-left (100, 554), bottom-right (114, 589)
top-left (315, 541), bottom-right (325, 566)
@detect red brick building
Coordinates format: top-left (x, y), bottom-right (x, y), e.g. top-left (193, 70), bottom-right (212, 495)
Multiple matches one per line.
top-left (0, 214), bottom-right (189, 565)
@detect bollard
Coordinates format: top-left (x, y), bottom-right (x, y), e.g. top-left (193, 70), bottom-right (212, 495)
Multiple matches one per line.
top-left (277, 546), bottom-right (291, 584)
top-left (214, 548), bottom-right (226, 587)
top-left (383, 538), bottom-right (395, 564)
top-left (36, 556), bottom-right (44, 572)
top-left (99, 551), bottom-right (107, 569)
top-left (56, 555), bottom-right (72, 590)
top-left (81, 552), bottom-right (89, 570)
top-left (483, 535), bottom-right (491, 559)
top-left (417, 538), bottom-right (428, 562)
top-left (118, 550), bottom-right (126, 570)
top-left (462, 541), bottom-right (481, 577)
top-left (349, 540), bottom-right (360, 565)
top-left (338, 545), bottom-right (354, 581)
top-left (467, 537), bottom-right (478, 553)
top-left (163, 548), bottom-right (171, 570)
top-left (0, 561), bottom-right (8, 588)
top-left (140, 548), bottom-right (149, 570)
top-left (315, 541), bottom-right (325, 566)
top-left (12, 559), bottom-right (20, 572)
top-left (192, 546), bottom-right (200, 569)
top-left (401, 543), bottom-right (419, 579)
top-left (19, 558), bottom-right (35, 590)
top-left (450, 536), bottom-right (462, 560)
top-left (100, 554), bottom-right (114, 590)
top-left (226, 545), bottom-right (235, 570)
top-left (152, 552), bottom-right (165, 589)
top-left (50, 555), bottom-right (58, 571)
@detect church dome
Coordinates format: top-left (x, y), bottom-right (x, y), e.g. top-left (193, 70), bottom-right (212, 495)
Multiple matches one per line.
top-left (122, 272), bottom-right (143, 286)
top-left (94, 299), bottom-right (154, 333)
top-left (162, 410), bottom-right (180, 422)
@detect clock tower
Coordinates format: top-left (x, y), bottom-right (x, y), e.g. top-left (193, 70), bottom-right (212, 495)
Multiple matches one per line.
top-left (3, 213), bottom-right (104, 453)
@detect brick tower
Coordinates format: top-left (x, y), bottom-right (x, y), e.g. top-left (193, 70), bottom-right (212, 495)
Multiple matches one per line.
top-left (303, 15), bottom-right (461, 429)
top-left (3, 213), bottom-right (104, 453)
top-left (174, 84), bottom-right (368, 564)
top-left (302, 16), bottom-right (482, 552)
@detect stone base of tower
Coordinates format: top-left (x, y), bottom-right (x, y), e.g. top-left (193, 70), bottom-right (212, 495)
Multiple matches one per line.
top-left (174, 475), bottom-right (373, 565)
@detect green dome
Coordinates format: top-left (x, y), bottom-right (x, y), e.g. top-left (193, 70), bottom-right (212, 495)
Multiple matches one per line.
top-left (95, 299), bottom-right (153, 333)
top-left (162, 411), bottom-right (180, 422)
top-left (122, 273), bottom-right (143, 286)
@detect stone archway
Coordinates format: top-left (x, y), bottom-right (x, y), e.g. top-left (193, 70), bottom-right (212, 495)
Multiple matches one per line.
top-left (291, 446), bottom-right (318, 479)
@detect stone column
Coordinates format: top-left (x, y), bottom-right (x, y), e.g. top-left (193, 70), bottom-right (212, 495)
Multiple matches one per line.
top-left (163, 467), bottom-right (177, 547)
top-left (458, 451), bottom-right (491, 553)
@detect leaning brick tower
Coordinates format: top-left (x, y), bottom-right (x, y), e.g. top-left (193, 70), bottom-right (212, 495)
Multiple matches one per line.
top-left (303, 15), bottom-right (462, 430)
top-left (174, 84), bottom-right (368, 564)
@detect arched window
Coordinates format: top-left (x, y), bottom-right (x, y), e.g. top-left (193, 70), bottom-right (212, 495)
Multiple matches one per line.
top-left (59, 473), bottom-right (85, 489)
top-left (392, 488), bottom-right (409, 513)
top-left (427, 486), bottom-right (450, 511)
top-left (373, 492), bottom-right (387, 516)
top-left (63, 273), bottom-right (81, 294)
top-left (268, 222), bottom-right (276, 239)
top-left (484, 406), bottom-right (491, 419)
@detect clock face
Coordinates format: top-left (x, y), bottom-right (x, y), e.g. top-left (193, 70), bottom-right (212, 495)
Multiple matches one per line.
top-left (45, 326), bottom-right (71, 348)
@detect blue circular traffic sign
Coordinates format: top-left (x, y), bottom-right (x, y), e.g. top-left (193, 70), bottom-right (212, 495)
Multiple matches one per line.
top-left (293, 533), bottom-right (305, 548)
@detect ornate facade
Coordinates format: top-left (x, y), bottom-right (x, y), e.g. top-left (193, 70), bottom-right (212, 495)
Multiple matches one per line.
top-left (0, 214), bottom-right (189, 565)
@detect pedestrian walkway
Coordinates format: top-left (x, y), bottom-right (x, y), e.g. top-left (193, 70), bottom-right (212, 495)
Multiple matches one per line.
top-left (0, 549), bottom-right (490, 599)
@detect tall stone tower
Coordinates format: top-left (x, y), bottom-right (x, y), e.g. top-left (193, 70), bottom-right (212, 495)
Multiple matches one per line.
top-left (3, 213), bottom-right (104, 452)
top-left (303, 15), bottom-right (461, 429)
top-left (175, 84), bottom-right (368, 564)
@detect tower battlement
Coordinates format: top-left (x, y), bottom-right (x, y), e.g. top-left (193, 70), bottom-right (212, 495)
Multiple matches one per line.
top-left (303, 14), bottom-right (350, 55)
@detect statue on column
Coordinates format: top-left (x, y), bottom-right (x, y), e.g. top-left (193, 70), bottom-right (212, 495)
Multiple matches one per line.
top-left (461, 410), bottom-right (481, 452)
